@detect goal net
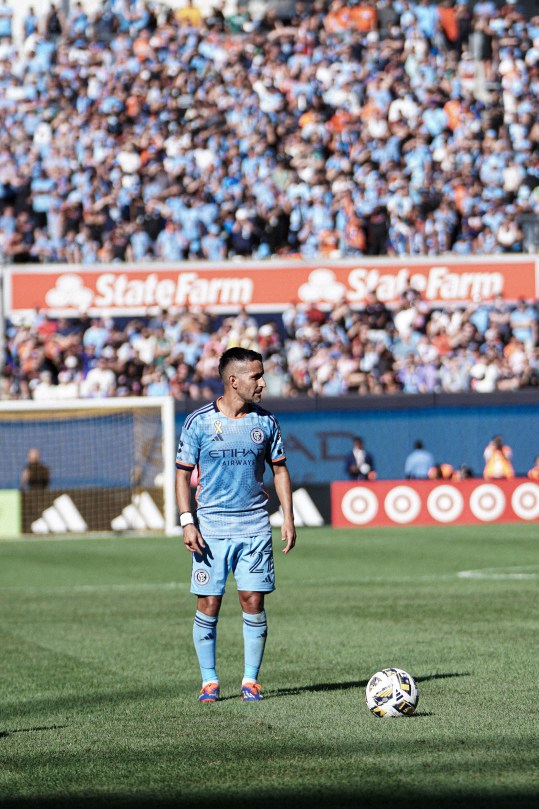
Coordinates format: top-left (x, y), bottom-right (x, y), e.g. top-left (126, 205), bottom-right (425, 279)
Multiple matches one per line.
top-left (0, 397), bottom-right (177, 536)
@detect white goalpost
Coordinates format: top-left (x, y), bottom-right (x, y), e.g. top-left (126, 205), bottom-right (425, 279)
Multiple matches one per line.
top-left (0, 396), bottom-right (177, 536)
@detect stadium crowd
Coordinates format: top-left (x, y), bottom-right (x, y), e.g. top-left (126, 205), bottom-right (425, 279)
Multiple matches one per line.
top-left (2, 292), bottom-right (538, 399)
top-left (0, 0), bottom-right (538, 400)
top-left (0, 0), bottom-right (538, 262)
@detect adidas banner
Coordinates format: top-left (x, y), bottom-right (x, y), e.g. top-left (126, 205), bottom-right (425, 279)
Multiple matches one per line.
top-left (22, 485), bottom-right (330, 534)
top-left (266, 485), bottom-right (330, 527)
top-left (22, 487), bottom-right (165, 534)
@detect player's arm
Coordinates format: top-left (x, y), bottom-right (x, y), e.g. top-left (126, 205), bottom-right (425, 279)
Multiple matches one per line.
top-left (175, 466), bottom-right (205, 555)
top-left (272, 462), bottom-right (296, 554)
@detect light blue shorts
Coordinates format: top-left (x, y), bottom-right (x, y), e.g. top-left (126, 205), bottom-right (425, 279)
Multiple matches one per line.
top-left (191, 532), bottom-right (275, 596)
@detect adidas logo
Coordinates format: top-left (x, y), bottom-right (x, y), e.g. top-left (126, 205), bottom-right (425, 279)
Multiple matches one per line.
top-left (270, 488), bottom-right (324, 528)
top-left (201, 632), bottom-right (214, 641)
top-left (262, 575), bottom-right (273, 583)
top-left (213, 434), bottom-right (224, 441)
top-left (111, 491), bottom-right (165, 531)
top-left (31, 494), bottom-right (88, 534)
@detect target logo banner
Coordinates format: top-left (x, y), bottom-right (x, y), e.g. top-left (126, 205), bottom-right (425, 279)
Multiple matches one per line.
top-left (331, 479), bottom-right (539, 528)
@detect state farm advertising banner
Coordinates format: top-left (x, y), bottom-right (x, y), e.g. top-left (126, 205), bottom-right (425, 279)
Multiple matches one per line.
top-left (5, 256), bottom-right (539, 316)
top-left (332, 478), bottom-right (539, 528)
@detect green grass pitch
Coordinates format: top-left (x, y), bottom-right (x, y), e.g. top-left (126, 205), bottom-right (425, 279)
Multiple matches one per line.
top-left (1, 524), bottom-right (538, 809)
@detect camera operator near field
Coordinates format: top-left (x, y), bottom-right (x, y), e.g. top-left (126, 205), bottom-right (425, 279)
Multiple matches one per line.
top-left (344, 436), bottom-right (377, 481)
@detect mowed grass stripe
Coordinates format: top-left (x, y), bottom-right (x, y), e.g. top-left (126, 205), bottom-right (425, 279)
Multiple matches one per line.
top-left (2, 570), bottom-right (538, 595)
top-left (0, 574), bottom-right (462, 594)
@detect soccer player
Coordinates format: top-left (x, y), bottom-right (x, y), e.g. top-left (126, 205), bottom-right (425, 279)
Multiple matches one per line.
top-left (175, 347), bottom-right (296, 703)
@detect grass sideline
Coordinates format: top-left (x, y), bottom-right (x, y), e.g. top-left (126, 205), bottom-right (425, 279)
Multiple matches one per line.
top-left (1, 525), bottom-right (538, 809)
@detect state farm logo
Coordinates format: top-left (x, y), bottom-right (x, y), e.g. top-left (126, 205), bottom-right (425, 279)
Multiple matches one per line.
top-left (43, 271), bottom-right (254, 309)
top-left (45, 274), bottom-right (94, 309)
top-left (16, 259), bottom-right (524, 315)
top-left (345, 266), bottom-right (504, 302)
top-left (296, 266), bottom-right (505, 305)
top-left (298, 269), bottom-right (347, 303)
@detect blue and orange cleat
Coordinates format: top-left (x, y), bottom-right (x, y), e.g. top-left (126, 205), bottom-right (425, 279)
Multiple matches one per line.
top-left (198, 682), bottom-right (220, 703)
top-left (241, 682), bottom-right (264, 701)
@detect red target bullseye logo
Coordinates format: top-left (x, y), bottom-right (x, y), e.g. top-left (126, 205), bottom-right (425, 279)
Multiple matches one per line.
top-left (384, 486), bottom-right (421, 524)
top-left (511, 483), bottom-right (539, 521)
top-left (341, 488), bottom-right (378, 525)
top-left (427, 485), bottom-right (464, 523)
top-left (469, 484), bottom-right (506, 522)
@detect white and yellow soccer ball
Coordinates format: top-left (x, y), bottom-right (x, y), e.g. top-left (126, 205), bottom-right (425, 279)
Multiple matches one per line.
top-left (365, 668), bottom-right (419, 718)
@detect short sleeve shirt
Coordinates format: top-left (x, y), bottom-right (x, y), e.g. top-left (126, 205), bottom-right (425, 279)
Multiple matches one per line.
top-left (176, 399), bottom-right (286, 538)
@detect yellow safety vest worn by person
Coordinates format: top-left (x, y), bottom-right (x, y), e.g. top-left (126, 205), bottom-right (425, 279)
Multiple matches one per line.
top-left (484, 448), bottom-right (514, 479)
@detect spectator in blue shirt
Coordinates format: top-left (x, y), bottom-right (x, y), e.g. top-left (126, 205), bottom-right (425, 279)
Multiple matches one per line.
top-left (0, 2), bottom-right (12, 39)
top-left (509, 299), bottom-right (537, 349)
top-left (22, 6), bottom-right (38, 39)
top-left (404, 440), bottom-right (435, 479)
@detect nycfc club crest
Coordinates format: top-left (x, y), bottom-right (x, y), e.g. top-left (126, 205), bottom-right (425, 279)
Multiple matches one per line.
top-left (251, 428), bottom-right (265, 444)
top-left (194, 569), bottom-right (210, 586)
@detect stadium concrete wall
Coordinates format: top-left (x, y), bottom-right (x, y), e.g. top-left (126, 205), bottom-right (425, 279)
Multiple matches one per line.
top-left (177, 391), bottom-right (539, 485)
top-left (1, 392), bottom-right (536, 492)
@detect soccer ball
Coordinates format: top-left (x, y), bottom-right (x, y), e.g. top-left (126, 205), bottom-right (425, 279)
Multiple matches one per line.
top-left (365, 668), bottom-right (419, 718)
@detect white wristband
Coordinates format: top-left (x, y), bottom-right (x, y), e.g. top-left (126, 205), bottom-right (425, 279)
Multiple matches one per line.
top-left (180, 512), bottom-right (195, 528)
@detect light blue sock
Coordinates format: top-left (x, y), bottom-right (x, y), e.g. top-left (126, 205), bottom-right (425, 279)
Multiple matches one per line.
top-left (242, 611), bottom-right (267, 682)
top-left (193, 611), bottom-right (218, 685)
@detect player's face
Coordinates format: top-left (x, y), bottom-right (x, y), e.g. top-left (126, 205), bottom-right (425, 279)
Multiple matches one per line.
top-left (232, 360), bottom-right (266, 403)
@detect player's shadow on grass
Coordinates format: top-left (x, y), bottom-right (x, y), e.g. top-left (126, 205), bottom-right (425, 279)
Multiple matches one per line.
top-left (0, 725), bottom-right (67, 740)
top-left (270, 670), bottom-right (468, 698)
top-left (218, 671), bottom-right (469, 702)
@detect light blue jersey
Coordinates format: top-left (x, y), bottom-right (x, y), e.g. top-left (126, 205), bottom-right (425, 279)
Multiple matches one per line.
top-left (176, 399), bottom-right (286, 539)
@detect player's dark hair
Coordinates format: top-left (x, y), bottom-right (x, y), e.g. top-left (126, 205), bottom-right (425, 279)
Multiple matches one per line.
top-left (218, 347), bottom-right (263, 380)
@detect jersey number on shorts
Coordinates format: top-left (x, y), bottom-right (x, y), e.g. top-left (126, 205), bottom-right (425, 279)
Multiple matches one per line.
top-left (248, 548), bottom-right (274, 574)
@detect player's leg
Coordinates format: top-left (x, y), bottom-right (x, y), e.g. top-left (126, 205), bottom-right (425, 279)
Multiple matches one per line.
top-left (238, 590), bottom-right (267, 700)
top-left (234, 532), bottom-right (274, 700)
top-left (232, 531), bottom-right (275, 702)
top-left (193, 595), bottom-right (222, 701)
top-left (191, 538), bottom-right (229, 702)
